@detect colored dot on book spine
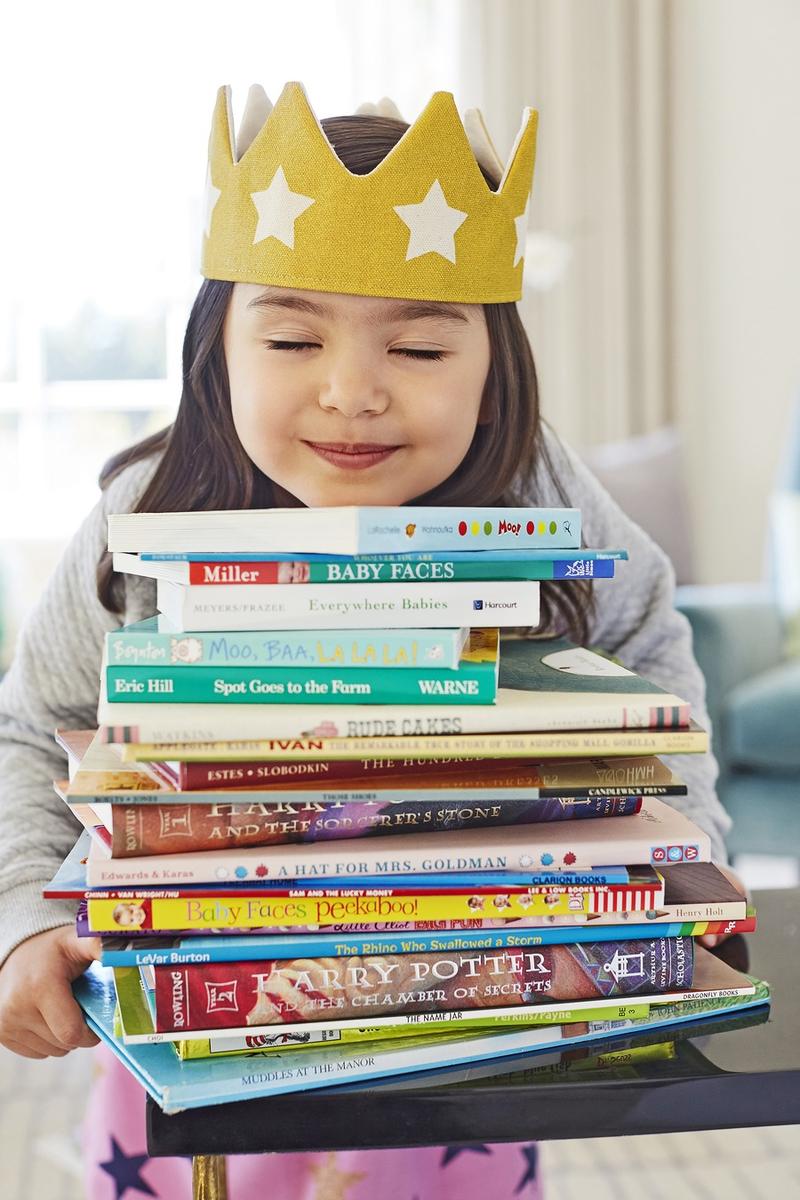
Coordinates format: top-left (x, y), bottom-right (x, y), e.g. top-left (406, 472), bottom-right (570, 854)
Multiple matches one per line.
top-left (549, 520), bottom-right (557, 534)
top-left (526, 520), bottom-right (535, 534)
top-left (458, 521), bottom-right (467, 535)
top-left (471, 521), bottom-right (480, 535)
top-left (538, 521), bottom-right (546, 534)
top-left (483, 520), bottom-right (492, 534)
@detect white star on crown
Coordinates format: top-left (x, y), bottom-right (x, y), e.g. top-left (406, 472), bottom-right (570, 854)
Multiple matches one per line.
top-left (514, 195), bottom-right (530, 267)
top-left (251, 165), bottom-right (315, 249)
top-left (394, 179), bottom-right (468, 264)
top-left (203, 166), bottom-right (222, 238)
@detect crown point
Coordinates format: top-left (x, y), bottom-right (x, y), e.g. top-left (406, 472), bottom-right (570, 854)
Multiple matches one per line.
top-left (236, 85), bottom-right (273, 162)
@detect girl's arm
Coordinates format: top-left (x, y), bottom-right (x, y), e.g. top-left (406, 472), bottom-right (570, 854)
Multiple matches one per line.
top-left (533, 430), bottom-right (732, 864)
top-left (0, 457), bottom-right (158, 966)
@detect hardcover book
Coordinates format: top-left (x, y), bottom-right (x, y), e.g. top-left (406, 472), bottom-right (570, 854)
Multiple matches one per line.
top-left (97, 638), bottom-right (692, 745)
top-left (99, 901), bottom-right (757, 969)
top-left (80, 795), bottom-right (709, 888)
top-left (78, 794), bottom-right (643, 858)
top-left (113, 550), bottom-right (615, 585)
top-left (105, 629), bottom-right (500, 707)
top-left (141, 547), bottom-right (626, 564)
top-left (155, 578), bottom-right (542, 633)
top-left (114, 723), bottom-right (711, 763)
top-left (106, 505), bottom-right (582, 555)
top-left (72, 963), bottom-right (767, 1110)
top-left (106, 619), bottom-right (470, 670)
top-left (147, 937), bottom-right (695, 1033)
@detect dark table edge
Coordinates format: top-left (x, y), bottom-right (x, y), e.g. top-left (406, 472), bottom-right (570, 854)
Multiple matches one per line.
top-left (147, 1069), bottom-right (800, 1156)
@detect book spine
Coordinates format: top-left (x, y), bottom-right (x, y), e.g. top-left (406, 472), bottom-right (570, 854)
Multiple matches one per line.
top-left (107, 795), bottom-right (643, 856)
top-left (157, 579), bottom-right (541, 633)
top-left (177, 755), bottom-right (511, 789)
top-left (150, 937), bottom-right (693, 1031)
top-left (102, 920), bottom-right (699, 967)
top-left (104, 661), bottom-right (498, 706)
top-left (142, 548), bottom-right (625, 564)
top-left (112, 728), bottom-right (710, 760)
top-left (175, 999), bottom-right (651, 1058)
top-left (358, 507), bottom-right (581, 552)
top-left (106, 627), bottom-right (465, 670)
top-left (182, 558), bottom-right (614, 584)
top-left (85, 881), bottom-right (667, 931)
top-left (97, 695), bottom-right (689, 747)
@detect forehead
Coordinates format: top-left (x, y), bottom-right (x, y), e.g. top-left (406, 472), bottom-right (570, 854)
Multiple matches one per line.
top-left (236, 283), bottom-right (479, 329)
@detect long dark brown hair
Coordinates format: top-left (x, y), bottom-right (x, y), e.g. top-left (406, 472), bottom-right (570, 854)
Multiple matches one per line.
top-left (98, 114), bottom-right (593, 640)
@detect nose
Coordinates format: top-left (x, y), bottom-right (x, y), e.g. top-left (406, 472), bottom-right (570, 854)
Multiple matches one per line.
top-left (317, 345), bottom-right (391, 418)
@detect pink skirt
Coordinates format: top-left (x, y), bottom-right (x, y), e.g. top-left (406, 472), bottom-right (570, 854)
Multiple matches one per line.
top-left (83, 1045), bottom-right (543, 1199)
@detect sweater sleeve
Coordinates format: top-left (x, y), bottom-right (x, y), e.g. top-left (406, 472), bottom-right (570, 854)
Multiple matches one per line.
top-left (530, 430), bottom-right (732, 864)
top-left (0, 461), bottom-right (156, 966)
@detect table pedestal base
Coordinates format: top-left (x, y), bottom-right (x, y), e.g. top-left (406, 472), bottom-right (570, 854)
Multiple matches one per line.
top-left (193, 1154), bottom-right (228, 1199)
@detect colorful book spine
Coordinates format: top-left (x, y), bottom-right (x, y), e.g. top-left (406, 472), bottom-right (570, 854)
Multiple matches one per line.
top-left (99, 794), bottom-right (644, 857)
top-left (155, 578), bottom-right (542, 633)
top-left (107, 505), bottom-right (582, 555)
top-left (113, 726), bottom-right (711, 761)
top-left (82, 880), bottom-right (666, 933)
top-left (79, 904), bottom-right (755, 939)
top-left (116, 553), bottom-right (614, 585)
top-left (104, 629), bottom-right (498, 707)
top-left (148, 937), bottom-right (694, 1032)
top-left (106, 623), bottom-right (469, 670)
top-left (100, 913), bottom-right (752, 968)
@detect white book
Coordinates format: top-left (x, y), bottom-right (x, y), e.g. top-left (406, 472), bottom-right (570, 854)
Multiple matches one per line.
top-left (155, 577), bottom-right (541, 632)
top-left (107, 505), bottom-right (582, 555)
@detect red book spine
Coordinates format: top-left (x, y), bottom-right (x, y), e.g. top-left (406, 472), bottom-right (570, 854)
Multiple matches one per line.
top-left (188, 562), bottom-right (282, 584)
top-left (151, 937), bottom-right (694, 1031)
top-left (176, 756), bottom-right (505, 790)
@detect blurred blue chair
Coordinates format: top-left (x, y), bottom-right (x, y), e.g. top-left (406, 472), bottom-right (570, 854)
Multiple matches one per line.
top-left (584, 414), bottom-right (800, 860)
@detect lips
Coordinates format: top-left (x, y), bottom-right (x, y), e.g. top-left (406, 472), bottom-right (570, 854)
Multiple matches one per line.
top-left (303, 441), bottom-right (402, 470)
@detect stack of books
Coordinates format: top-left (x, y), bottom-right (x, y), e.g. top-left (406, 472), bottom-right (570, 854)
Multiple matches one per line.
top-left (45, 505), bottom-right (769, 1112)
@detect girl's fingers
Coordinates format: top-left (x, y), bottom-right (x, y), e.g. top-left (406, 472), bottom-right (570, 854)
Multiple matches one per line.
top-left (37, 980), bottom-right (99, 1051)
top-left (699, 934), bottom-right (720, 948)
top-left (2, 1034), bottom-right (58, 1059)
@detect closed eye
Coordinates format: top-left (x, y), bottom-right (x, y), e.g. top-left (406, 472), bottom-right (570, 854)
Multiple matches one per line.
top-left (262, 340), bottom-right (446, 361)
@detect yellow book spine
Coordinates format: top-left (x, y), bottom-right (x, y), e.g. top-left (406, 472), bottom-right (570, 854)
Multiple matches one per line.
top-left (88, 888), bottom-right (596, 932)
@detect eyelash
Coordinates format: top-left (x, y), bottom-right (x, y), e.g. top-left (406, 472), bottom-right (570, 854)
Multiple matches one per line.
top-left (262, 340), bottom-right (446, 361)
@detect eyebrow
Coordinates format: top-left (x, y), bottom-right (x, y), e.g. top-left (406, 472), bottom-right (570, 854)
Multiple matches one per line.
top-left (246, 289), bottom-right (471, 328)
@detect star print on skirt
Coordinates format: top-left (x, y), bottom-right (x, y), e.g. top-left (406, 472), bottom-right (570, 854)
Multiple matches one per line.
top-left (83, 1045), bottom-right (543, 1199)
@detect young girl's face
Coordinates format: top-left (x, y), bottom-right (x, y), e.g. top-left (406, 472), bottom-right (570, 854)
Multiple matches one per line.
top-left (223, 284), bottom-right (491, 506)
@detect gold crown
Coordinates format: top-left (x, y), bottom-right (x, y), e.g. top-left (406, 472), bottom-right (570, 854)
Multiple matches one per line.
top-left (201, 82), bottom-right (538, 303)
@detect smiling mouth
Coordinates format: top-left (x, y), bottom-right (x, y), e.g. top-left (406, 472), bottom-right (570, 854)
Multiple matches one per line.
top-left (303, 441), bottom-right (403, 470)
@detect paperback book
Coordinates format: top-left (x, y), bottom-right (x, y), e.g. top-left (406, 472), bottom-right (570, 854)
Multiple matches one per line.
top-left (106, 505), bottom-right (582, 555)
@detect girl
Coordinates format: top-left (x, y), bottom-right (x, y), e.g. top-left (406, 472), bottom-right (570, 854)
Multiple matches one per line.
top-left (0, 83), bottom-right (735, 1199)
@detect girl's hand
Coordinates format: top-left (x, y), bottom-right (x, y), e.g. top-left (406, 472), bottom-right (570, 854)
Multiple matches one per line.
top-left (0, 926), bottom-right (101, 1058)
top-left (697, 863), bottom-right (750, 949)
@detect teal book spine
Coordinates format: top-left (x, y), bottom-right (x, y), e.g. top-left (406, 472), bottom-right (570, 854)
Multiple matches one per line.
top-left (105, 658), bottom-right (498, 705)
top-left (106, 622), bottom-right (467, 669)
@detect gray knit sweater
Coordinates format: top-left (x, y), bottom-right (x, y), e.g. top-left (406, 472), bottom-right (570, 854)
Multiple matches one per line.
top-left (0, 432), bottom-right (732, 965)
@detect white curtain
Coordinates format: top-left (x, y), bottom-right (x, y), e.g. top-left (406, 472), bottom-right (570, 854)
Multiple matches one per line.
top-left (454, 0), bottom-right (671, 447)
